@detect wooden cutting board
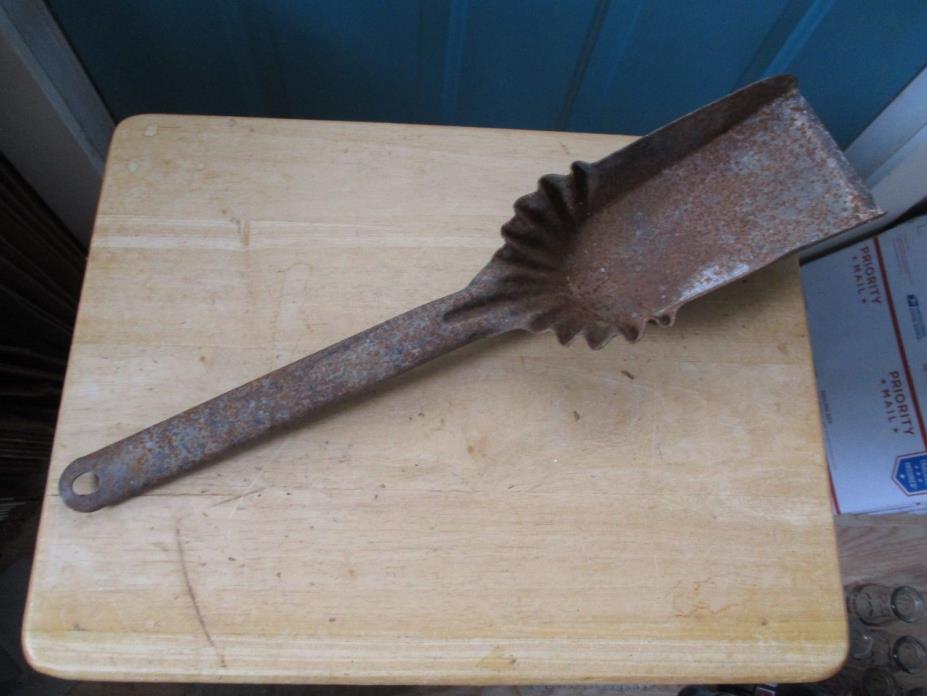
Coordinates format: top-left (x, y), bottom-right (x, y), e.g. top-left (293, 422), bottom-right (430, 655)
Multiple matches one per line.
top-left (24, 115), bottom-right (846, 684)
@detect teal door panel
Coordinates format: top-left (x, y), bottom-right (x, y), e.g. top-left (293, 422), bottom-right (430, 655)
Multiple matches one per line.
top-left (46, 0), bottom-right (927, 147)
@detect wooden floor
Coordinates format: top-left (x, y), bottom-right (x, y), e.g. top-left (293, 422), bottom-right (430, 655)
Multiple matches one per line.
top-left (835, 513), bottom-right (927, 588)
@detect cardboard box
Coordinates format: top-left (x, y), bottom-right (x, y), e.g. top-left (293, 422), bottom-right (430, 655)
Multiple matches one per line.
top-left (802, 214), bottom-right (927, 514)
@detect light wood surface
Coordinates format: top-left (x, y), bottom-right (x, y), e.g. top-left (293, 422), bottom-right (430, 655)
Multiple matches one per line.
top-left (24, 115), bottom-right (846, 684)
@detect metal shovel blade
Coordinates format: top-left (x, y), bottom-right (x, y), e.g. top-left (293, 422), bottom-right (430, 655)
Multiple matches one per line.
top-left (60, 76), bottom-right (881, 511)
top-left (460, 74), bottom-right (883, 345)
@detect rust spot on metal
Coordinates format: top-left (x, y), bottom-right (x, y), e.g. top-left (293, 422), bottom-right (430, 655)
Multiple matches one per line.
top-left (59, 76), bottom-right (882, 512)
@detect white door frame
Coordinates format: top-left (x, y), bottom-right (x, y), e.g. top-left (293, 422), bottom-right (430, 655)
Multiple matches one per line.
top-left (804, 63), bottom-right (927, 258)
top-left (0, 0), bottom-right (114, 246)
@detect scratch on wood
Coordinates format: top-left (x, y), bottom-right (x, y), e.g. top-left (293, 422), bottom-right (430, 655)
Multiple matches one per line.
top-left (175, 525), bottom-right (226, 668)
top-left (235, 216), bottom-right (251, 248)
top-left (208, 485), bottom-right (268, 509)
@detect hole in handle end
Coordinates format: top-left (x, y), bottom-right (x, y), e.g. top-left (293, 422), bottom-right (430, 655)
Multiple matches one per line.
top-left (59, 457), bottom-right (108, 512)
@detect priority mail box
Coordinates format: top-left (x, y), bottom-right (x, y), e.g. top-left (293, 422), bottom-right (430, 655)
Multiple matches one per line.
top-left (803, 214), bottom-right (927, 514)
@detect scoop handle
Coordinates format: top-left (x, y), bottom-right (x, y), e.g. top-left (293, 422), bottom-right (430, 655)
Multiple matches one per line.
top-left (59, 289), bottom-right (496, 512)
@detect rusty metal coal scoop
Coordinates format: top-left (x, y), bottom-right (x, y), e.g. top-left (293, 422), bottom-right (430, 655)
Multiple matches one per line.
top-left (61, 76), bottom-right (881, 512)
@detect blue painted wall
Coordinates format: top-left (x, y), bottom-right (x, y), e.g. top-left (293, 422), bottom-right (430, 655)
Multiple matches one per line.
top-left (47, 0), bottom-right (927, 147)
